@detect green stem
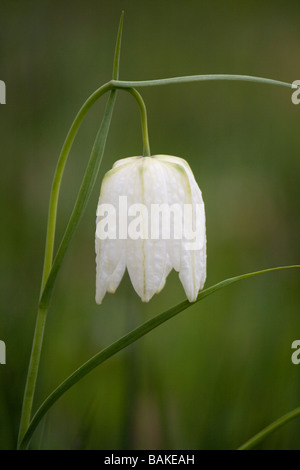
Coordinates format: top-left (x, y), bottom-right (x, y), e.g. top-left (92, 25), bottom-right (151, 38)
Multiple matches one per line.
top-left (18, 11), bottom-right (125, 447)
top-left (113, 11), bottom-right (124, 80)
top-left (17, 307), bottom-right (47, 447)
top-left (40, 10), bottom-right (124, 301)
top-left (39, 85), bottom-right (153, 307)
top-left (238, 406), bottom-right (300, 450)
top-left (19, 265), bottom-right (299, 449)
top-left (40, 82), bottom-right (113, 292)
top-left (111, 74), bottom-right (298, 90)
top-left (124, 88), bottom-right (151, 156)
top-left (39, 91), bottom-right (116, 310)
top-left (17, 84), bottom-right (114, 450)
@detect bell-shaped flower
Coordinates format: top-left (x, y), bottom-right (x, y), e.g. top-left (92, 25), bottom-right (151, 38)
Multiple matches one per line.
top-left (95, 155), bottom-right (206, 304)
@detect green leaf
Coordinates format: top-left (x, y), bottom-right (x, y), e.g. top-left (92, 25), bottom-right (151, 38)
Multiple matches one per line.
top-left (19, 265), bottom-right (299, 449)
top-left (39, 90), bottom-right (116, 310)
top-left (18, 13), bottom-right (125, 449)
top-left (238, 406), bottom-right (300, 450)
top-left (113, 11), bottom-right (124, 80)
top-left (39, 11), bottom-right (125, 309)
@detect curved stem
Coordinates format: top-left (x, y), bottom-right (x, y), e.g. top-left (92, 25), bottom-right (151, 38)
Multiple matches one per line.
top-left (18, 88), bottom-right (116, 449)
top-left (40, 83), bottom-right (113, 293)
top-left (39, 91), bottom-right (116, 310)
top-left (124, 88), bottom-right (151, 156)
top-left (19, 265), bottom-right (299, 449)
top-left (18, 12), bottom-right (125, 448)
top-left (39, 85), bottom-right (153, 308)
top-left (17, 83), bottom-right (113, 449)
top-left (238, 406), bottom-right (300, 450)
top-left (111, 74), bottom-right (298, 90)
top-left (40, 9), bottom-right (124, 299)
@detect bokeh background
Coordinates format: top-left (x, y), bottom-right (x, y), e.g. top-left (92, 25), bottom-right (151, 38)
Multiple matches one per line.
top-left (0, 0), bottom-right (299, 450)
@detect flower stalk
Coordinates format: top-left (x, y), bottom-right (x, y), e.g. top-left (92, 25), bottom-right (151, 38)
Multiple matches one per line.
top-left (124, 88), bottom-right (151, 156)
top-left (111, 74), bottom-right (298, 90)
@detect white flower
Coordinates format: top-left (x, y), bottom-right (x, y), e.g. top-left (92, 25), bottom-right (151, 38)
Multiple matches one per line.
top-left (95, 155), bottom-right (206, 304)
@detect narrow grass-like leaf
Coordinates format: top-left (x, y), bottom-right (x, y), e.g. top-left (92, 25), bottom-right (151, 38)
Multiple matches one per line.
top-left (19, 265), bottom-right (299, 449)
top-left (18, 14), bottom-right (124, 448)
top-left (238, 406), bottom-right (300, 450)
top-left (113, 11), bottom-right (124, 80)
top-left (39, 90), bottom-right (116, 310)
top-left (39, 10), bottom-right (125, 309)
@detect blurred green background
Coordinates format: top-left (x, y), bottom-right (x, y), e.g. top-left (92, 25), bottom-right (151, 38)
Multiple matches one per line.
top-left (0, 0), bottom-right (299, 450)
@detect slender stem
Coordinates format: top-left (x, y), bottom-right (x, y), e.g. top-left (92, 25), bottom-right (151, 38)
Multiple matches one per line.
top-left (113, 11), bottom-right (124, 80)
top-left (124, 88), bottom-right (151, 156)
top-left (238, 406), bottom-right (300, 450)
top-left (40, 83), bottom-right (113, 292)
top-left (17, 84), bottom-right (113, 450)
top-left (39, 84), bottom-right (153, 308)
top-left (18, 11), bottom-right (125, 448)
top-left (39, 91), bottom-right (116, 310)
top-left (19, 265), bottom-right (299, 449)
top-left (40, 9), bottom-right (124, 298)
top-left (111, 74), bottom-right (298, 90)
top-left (17, 307), bottom-right (47, 446)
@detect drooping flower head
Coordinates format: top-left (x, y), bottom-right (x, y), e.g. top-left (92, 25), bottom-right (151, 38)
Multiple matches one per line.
top-left (95, 155), bottom-right (206, 303)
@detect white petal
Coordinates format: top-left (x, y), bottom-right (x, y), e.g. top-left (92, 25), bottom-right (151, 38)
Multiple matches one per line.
top-left (155, 157), bottom-right (185, 274)
top-left (95, 162), bottom-right (134, 304)
top-left (126, 158), bottom-right (168, 302)
top-left (156, 155), bottom-right (207, 302)
top-left (178, 163), bottom-right (206, 301)
top-left (112, 156), bottom-right (140, 169)
top-left (156, 253), bottom-right (172, 293)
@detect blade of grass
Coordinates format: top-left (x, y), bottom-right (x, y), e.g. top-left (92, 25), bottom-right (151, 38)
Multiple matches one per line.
top-left (19, 265), bottom-right (299, 449)
top-left (40, 9), bottom-right (124, 310)
top-left (17, 13), bottom-right (124, 449)
top-left (39, 89), bottom-right (116, 310)
top-left (238, 406), bottom-right (300, 450)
